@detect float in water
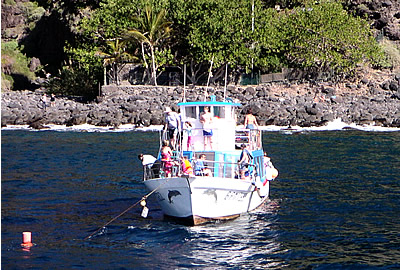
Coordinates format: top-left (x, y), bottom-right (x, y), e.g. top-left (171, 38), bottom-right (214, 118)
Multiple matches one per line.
top-left (140, 97), bottom-right (278, 225)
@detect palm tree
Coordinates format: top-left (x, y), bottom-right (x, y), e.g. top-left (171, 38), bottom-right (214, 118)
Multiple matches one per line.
top-left (97, 38), bottom-right (137, 85)
top-left (125, 5), bottom-right (172, 86)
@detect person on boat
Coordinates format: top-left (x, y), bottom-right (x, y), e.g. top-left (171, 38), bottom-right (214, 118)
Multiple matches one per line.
top-left (164, 106), bottom-right (181, 150)
top-left (138, 153), bottom-right (157, 167)
top-left (194, 154), bottom-right (212, 177)
top-left (200, 106), bottom-right (213, 150)
top-left (244, 108), bottom-right (259, 129)
top-left (263, 152), bottom-right (274, 169)
top-left (244, 108), bottom-right (260, 149)
top-left (138, 153), bottom-right (158, 178)
top-left (161, 140), bottom-right (176, 177)
top-left (184, 121), bottom-right (193, 151)
top-left (181, 156), bottom-right (194, 176)
top-left (238, 144), bottom-right (253, 179)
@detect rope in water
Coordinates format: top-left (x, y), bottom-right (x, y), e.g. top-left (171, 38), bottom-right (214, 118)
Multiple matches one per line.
top-left (84, 177), bottom-right (173, 240)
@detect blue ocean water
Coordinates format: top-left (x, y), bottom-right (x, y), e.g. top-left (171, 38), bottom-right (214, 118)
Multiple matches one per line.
top-left (2, 130), bottom-right (400, 269)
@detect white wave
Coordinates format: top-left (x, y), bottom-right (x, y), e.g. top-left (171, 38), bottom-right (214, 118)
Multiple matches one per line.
top-left (1, 119), bottom-right (399, 132)
top-left (264, 118), bottom-right (400, 133)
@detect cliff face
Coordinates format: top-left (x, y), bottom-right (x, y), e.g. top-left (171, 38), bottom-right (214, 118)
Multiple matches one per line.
top-left (1, 0), bottom-right (30, 40)
top-left (1, 0), bottom-right (75, 75)
top-left (345, 0), bottom-right (400, 41)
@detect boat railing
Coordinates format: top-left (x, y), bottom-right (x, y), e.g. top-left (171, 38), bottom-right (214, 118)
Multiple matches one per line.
top-left (160, 128), bottom-right (184, 158)
top-left (144, 157), bottom-right (258, 182)
top-left (161, 126), bottom-right (223, 152)
top-left (235, 128), bottom-right (262, 150)
top-left (196, 159), bottom-right (258, 180)
top-left (142, 160), bottom-right (162, 180)
top-left (161, 127), bottom-right (262, 153)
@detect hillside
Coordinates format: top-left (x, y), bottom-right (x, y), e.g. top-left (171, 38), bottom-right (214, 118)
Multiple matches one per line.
top-left (1, 0), bottom-right (399, 93)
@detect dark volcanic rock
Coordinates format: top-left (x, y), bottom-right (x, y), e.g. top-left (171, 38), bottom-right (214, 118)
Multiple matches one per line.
top-left (2, 80), bottom-right (400, 129)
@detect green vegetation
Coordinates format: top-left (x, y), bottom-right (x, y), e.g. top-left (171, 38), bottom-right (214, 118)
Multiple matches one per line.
top-left (2, 0), bottom-right (391, 97)
top-left (97, 38), bottom-right (138, 85)
top-left (124, 4), bottom-right (173, 85)
top-left (379, 38), bottom-right (400, 70)
top-left (22, 1), bottom-right (46, 29)
top-left (72, 0), bottom-right (385, 90)
top-left (1, 41), bottom-right (36, 90)
top-left (269, 2), bottom-right (385, 78)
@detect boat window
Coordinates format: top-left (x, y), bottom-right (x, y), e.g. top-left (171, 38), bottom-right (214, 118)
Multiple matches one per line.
top-left (199, 106), bottom-right (211, 118)
top-left (213, 106), bottom-right (225, 119)
top-left (185, 106), bottom-right (196, 119)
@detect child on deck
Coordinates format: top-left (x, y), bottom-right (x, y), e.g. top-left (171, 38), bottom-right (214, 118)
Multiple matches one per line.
top-left (184, 121), bottom-right (193, 151)
top-left (161, 140), bottom-right (177, 177)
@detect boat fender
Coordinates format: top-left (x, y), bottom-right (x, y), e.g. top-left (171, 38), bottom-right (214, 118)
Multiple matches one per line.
top-left (272, 168), bottom-right (278, 179)
top-left (140, 199), bottom-right (149, 218)
top-left (265, 167), bottom-right (279, 181)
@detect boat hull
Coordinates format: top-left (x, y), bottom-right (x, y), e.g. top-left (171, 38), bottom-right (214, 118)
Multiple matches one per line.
top-left (144, 176), bottom-right (269, 225)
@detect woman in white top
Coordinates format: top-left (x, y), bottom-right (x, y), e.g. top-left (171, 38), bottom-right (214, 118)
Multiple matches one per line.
top-left (200, 106), bottom-right (213, 150)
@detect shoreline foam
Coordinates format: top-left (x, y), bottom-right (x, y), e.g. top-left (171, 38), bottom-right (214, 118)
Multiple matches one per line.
top-left (2, 119), bottom-right (399, 133)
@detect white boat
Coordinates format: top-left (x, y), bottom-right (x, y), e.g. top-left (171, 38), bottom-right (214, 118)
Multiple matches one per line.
top-left (141, 97), bottom-right (277, 225)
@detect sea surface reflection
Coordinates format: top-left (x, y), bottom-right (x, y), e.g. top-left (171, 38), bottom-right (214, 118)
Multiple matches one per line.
top-left (183, 200), bottom-right (284, 269)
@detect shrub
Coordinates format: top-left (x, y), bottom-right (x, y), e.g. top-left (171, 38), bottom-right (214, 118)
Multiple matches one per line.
top-left (1, 41), bottom-right (36, 89)
top-left (379, 38), bottom-right (400, 70)
top-left (45, 66), bottom-right (100, 100)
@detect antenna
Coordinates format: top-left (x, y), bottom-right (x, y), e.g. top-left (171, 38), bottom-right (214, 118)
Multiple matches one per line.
top-left (205, 56), bottom-right (214, 101)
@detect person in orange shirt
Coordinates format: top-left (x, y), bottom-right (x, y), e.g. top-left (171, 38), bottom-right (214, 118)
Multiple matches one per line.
top-left (181, 156), bottom-right (194, 175)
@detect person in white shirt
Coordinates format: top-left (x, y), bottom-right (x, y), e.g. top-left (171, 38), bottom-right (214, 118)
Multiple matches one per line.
top-left (138, 154), bottom-right (157, 166)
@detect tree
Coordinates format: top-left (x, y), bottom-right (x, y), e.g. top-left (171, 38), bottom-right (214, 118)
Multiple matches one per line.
top-left (96, 38), bottom-right (138, 85)
top-left (124, 5), bottom-right (172, 86)
top-left (63, 0), bottom-right (385, 93)
top-left (274, 1), bottom-right (384, 79)
top-left (169, 0), bottom-right (260, 84)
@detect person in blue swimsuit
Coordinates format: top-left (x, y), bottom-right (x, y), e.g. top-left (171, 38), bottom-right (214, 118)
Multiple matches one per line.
top-left (194, 154), bottom-right (212, 176)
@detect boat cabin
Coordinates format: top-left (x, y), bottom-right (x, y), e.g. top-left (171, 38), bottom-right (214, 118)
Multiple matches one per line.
top-left (178, 98), bottom-right (264, 180)
top-left (145, 97), bottom-right (266, 183)
top-left (178, 98), bottom-right (240, 151)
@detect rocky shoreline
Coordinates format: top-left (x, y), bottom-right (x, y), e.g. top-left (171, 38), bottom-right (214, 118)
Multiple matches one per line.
top-left (2, 73), bottom-right (400, 129)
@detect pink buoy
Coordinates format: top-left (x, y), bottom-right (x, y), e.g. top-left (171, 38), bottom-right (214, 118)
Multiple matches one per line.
top-left (21, 232), bottom-right (33, 247)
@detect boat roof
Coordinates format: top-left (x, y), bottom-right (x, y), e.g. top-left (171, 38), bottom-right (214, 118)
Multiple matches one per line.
top-left (177, 101), bottom-right (241, 107)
